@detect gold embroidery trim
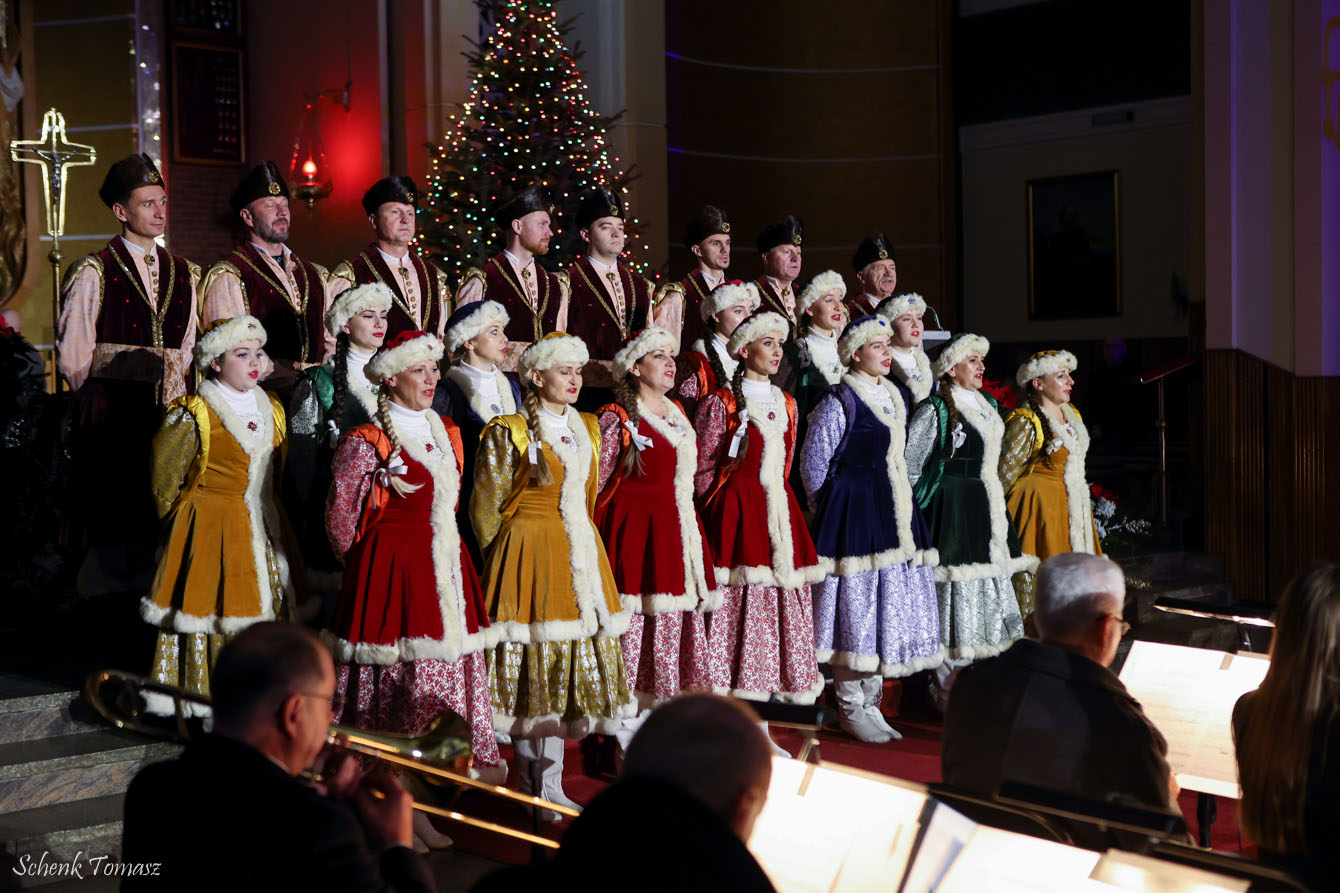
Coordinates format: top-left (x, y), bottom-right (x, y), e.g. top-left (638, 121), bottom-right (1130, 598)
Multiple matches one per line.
top-left (107, 246), bottom-right (175, 349)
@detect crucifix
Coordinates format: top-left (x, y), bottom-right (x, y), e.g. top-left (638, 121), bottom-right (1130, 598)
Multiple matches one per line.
top-left (10, 107), bottom-right (97, 394)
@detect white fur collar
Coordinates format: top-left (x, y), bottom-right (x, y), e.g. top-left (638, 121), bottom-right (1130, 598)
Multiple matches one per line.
top-left (445, 364), bottom-right (516, 423)
top-left (692, 336), bottom-right (738, 379)
top-left (889, 348), bottom-right (933, 402)
top-left (1055, 403), bottom-right (1096, 554)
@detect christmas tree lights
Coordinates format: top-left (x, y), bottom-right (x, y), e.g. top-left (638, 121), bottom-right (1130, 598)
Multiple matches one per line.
top-left (420, 0), bottom-right (644, 280)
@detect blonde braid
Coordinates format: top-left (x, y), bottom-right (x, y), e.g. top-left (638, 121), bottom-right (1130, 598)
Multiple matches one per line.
top-left (377, 387), bottom-right (423, 497)
top-left (615, 376), bottom-right (645, 479)
top-left (726, 363), bottom-right (750, 471)
top-left (522, 385), bottom-right (554, 486)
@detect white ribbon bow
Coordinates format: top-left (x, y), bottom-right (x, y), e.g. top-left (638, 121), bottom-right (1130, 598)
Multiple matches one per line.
top-left (624, 419), bottom-right (653, 452)
top-left (1045, 437), bottom-right (1063, 455)
top-left (528, 441), bottom-right (539, 465)
top-left (326, 419), bottom-right (341, 448)
top-left (375, 458), bottom-right (409, 488)
top-left (951, 422), bottom-right (967, 451)
top-left (727, 408), bottom-right (750, 458)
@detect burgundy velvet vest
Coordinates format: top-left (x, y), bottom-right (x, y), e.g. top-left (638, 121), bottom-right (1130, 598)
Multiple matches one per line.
top-left (344, 245), bottom-right (446, 338)
top-left (680, 268), bottom-right (720, 348)
top-left (565, 257), bottom-right (650, 360)
top-left (754, 277), bottom-right (798, 339)
top-left (483, 253), bottom-right (563, 342)
top-left (95, 240), bottom-right (192, 349)
top-left (229, 243), bottom-right (326, 363)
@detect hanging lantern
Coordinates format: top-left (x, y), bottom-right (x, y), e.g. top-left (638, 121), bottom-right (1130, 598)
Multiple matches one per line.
top-left (288, 101), bottom-right (332, 210)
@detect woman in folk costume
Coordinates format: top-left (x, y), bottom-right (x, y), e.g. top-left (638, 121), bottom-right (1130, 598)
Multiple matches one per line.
top-left (594, 327), bottom-right (718, 744)
top-left (800, 316), bottom-right (943, 743)
top-left (141, 316), bottom-right (307, 716)
top-left (693, 309), bottom-right (825, 751)
top-left (287, 282), bottom-right (391, 608)
top-left (672, 280), bottom-right (760, 420)
top-left (999, 350), bottom-right (1102, 622)
top-left (905, 333), bottom-right (1033, 701)
top-left (470, 332), bottom-right (633, 817)
top-left (876, 292), bottom-right (935, 405)
top-left (435, 300), bottom-right (522, 568)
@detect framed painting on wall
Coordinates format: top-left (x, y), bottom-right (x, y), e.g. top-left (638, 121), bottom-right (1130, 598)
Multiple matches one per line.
top-left (1026, 170), bottom-right (1121, 319)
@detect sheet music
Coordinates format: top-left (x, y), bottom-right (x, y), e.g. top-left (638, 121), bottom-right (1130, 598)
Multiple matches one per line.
top-left (931, 825), bottom-right (1105, 893)
top-left (1118, 641), bottom-right (1270, 799)
top-left (748, 757), bottom-right (928, 893)
top-left (1091, 849), bottom-right (1250, 892)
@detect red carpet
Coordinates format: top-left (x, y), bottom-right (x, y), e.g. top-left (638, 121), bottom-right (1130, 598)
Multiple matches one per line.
top-left (437, 681), bottom-right (1247, 863)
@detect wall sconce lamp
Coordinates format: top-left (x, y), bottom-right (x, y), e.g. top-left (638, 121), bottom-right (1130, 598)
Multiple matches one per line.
top-left (288, 81), bottom-right (351, 211)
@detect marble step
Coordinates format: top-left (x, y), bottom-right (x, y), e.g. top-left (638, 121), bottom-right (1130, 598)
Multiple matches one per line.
top-left (0, 730), bottom-right (179, 815)
top-left (0, 691), bottom-right (106, 747)
top-left (2, 794), bottom-right (124, 888)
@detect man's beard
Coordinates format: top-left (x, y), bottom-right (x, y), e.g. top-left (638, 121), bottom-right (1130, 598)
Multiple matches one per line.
top-left (522, 235), bottom-right (549, 256)
top-left (255, 219), bottom-right (289, 244)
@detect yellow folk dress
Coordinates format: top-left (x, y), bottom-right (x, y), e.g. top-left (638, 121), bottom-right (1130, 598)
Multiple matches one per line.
top-left (999, 403), bottom-right (1102, 619)
top-left (470, 408), bottom-right (634, 738)
top-left (141, 379), bottom-right (306, 714)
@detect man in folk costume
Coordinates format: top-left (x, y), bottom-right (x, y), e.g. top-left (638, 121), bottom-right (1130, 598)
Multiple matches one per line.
top-left (329, 175), bottom-right (451, 340)
top-left (678, 204), bottom-right (731, 350)
top-left (58, 153), bottom-right (200, 590)
top-left (848, 232), bottom-right (897, 318)
top-left (753, 215), bottom-right (804, 338)
top-left (454, 185), bottom-right (570, 354)
top-left (201, 161), bottom-right (336, 400)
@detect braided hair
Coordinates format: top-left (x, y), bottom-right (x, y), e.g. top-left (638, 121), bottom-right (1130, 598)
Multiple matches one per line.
top-left (704, 336), bottom-right (731, 395)
top-left (614, 375), bottom-right (646, 479)
top-left (1026, 386), bottom-right (1060, 467)
top-left (375, 387), bottom-right (423, 497)
top-left (522, 384), bottom-right (555, 486)
top-left (724, 362), bottom-right (750, 472)
top-left (938, 373), bottom-right (960, 457)
top-left (329, 333), bottom-right (350, 431)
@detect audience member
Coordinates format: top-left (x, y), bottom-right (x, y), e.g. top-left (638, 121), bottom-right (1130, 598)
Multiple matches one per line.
top-left (1234, 563), bottom-right (1340, 891)
top-left (120, 622), bottom-right (436, 892)
top-left (941, 552), bottom-right (1180, 848)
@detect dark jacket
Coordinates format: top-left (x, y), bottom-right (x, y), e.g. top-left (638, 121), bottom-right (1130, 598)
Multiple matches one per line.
top-left (121, 734), bottom-right (436, 892)
top-left (942, 639), bottom-right (1179, 849)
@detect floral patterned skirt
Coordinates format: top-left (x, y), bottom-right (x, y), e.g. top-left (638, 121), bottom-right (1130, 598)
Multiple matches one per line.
top-left (705, 583), bottom-right (822, 703)
top-left (621, 611), bottom-right (712, 710)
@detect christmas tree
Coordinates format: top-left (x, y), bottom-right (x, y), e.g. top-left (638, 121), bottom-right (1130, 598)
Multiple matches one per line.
top-left (420, 0), bottom-right (644, 279)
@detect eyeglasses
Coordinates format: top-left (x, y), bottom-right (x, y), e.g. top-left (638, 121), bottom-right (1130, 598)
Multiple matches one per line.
top-left (1101, 613), bottom-right (1132, 637)
top-left (300, 691), bottom-right (336, 709)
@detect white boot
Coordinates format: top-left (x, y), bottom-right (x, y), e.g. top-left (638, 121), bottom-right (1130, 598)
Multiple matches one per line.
top-left (540, 736), bottom-right (582, 814)
top-left (758, 719), bottom-right (791, 757)
top-left (411, 811), bottom-right (453, 851)
top-left (860, 674), bottom-right (902, 741)
top-left (833, 667), bottom-right (893, 743)
top-left (514, 737), bottom-right (561, 823)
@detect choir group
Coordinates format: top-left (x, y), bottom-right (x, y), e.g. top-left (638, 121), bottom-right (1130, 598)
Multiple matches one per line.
top-left (59, 153), bottom-right (1105, 836)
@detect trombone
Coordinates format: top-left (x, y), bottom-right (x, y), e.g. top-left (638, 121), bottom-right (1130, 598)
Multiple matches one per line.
top-left (83, 669), bottom-right (578, 849)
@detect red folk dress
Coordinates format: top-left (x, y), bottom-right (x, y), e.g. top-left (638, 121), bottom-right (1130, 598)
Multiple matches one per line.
top-left (595, 400), bottom-right (717, 708)
top-left (693, 382), bottom-right (825, 703)
top-left (325, 409), bottom-right (504, 779)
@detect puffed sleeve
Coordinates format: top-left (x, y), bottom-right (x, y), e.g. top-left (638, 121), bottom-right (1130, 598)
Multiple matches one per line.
top-left (287, 375), bottom-right (324, 505)
top-left (596, 409), bottom-right (624, 494)
top-left (693, 394), bottom-right (729, 500)
top-left (325, 435), bottom-right (378, 558)
top-left (199, 266), bottom-right (246, 326)
top-left (469, 421), bottom-right (517, 554)
top-left (800, 393), bottom-right (847, 504)
top-left (999, 413), bottom-right (1038, 495)
top-left (454, 274), bottom-right (484, 308)
top-left (56, 263), bottom-right (102, 390)
top-left (905, 402), bottom-right (939, 492)
top-left (149, 404), bottom-right (201, 520)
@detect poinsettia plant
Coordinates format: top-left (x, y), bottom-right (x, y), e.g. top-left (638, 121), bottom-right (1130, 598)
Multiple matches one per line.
top-left (980, 377), bottom-right (1018, 409)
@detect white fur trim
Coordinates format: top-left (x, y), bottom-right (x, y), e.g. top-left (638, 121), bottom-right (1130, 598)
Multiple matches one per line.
top-left (518, 333), bottom-right (589, 379)
top-left (934, 391), bottom-right (1039, 582)
top-left (444, 300), bottom-right (510, 355)
top-left (366, 333), bottom-right (445, 384)
top-left (1057, 403), bottom-right (1097, 554)
top-left (610, 327), bottom-right (677, 381)
top-left (820, 645), bottom-right (946, 678)
top-left (1015, 349), bottom-right (1078, 387)
top-left (837, 317), bottom-right (892, 364)
top-left (876, 292), bottom-right (928, 322)
top-left (631, 400), bottom-right (720, 612)
top-left (445, 365), bottom-right (516, 422)
top-left (945, 638), bottom-right (1017, 661)
top-left (726, 311), bottom-right (788, 357)
top-left (325, 411), bottom-right (504, 664)
top-left (699, 281), bottom-right (760, 321)
top-left (692, 338), bottom-right (739, 379)
top-left (325, 282), bottom-right (393, 337)
top-left (143, 691), bottom-right (213, 719)
top-left (713, 672), bottom-right (825, 705)
top-left (889, 348), bottom-right (933, 402)
top-left (194, 315), bottom-right (267, 370)
top-left (796, 270), bottom-right (846, 317)
top-left (931, 333), bottom-right (990, 378)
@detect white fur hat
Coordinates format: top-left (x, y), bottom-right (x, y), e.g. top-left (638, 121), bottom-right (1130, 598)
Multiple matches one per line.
top-left (699, 280), bottom-right (760, 321)
top-left (1016, 349), bottom-right (1078, 387)
top-left (443, 299), bottom-right (510, 356)
top-left (876, 292), bottom-right (928, 321)
top-left (518, 332), bottom-right (589, 380)
top-left (195, 315), bottom-right (267, 371)
top-left (837, 315), bottom-right (892, 364)
top-left (726, 309), bottom-right (789, 358)
top-left (795, 270), bottom-right (847, 319)
top-left (611, 327), bottom-right (678, 381)
top-left (325, 282), bottom-right (393, 338)
top-left (365, 330), bottom-right (445, 384)
top-left (931, 332), bottom-right (990, 378)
